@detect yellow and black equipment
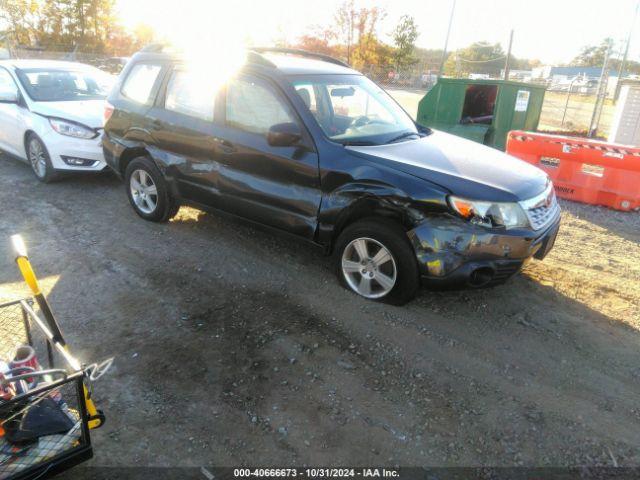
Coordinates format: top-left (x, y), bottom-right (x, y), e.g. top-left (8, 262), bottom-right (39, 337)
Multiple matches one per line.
top-left (0, 235), bottom-right (110, 480)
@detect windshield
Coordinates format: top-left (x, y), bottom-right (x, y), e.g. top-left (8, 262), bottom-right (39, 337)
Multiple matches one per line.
top-left (16, 67), bottom-right (114, 102)
top-left (290, 74), bottom-right (418, 145)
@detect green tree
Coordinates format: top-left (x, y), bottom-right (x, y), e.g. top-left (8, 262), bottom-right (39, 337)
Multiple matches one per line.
top-left (0, 0), bottom-right (139, 54)
top-left (0, 0), bottom-right (41, 45)
top-left (332, 0), bottom-right (388, 69)
top-left (392, 14), bottom-right (418, 71)
top-left (571, 38), bottom-right (614, 67)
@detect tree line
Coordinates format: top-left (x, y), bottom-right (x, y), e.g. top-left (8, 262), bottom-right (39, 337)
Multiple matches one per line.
top-left (287, 2), bottom-right (538, 78)
top-left (286, 0), bottom-right (421, 74)
top-left (0, 0), bottom-right (152, 56)
top-left (2, 0), bottom-right (638, 79)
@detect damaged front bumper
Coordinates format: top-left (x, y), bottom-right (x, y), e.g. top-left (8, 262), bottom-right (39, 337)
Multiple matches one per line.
top-left (407, 213), bottom-right (561, 288)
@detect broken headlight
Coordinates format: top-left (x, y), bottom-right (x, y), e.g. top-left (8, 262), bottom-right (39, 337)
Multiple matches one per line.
top-left (448, 196), bottom-right (530, 229)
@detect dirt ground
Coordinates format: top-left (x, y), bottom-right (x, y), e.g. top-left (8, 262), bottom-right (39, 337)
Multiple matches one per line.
top-left (1, 154), bottom-right (639, 470)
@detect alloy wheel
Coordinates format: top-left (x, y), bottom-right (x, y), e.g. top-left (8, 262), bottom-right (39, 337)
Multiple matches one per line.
top-left (341, 237), bottom-right (397, 299)
top-left (130, 169), bottom-right (158, 214)
top-left (28, 138), bottom-right (47, 178)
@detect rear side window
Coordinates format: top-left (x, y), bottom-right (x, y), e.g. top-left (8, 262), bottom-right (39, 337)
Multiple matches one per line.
top-left (226, 77), bottom-right (296, 135)
top-left (164, 70), bottom-right (215, 122)
top-left (121, 63), bottom-right (162, 104)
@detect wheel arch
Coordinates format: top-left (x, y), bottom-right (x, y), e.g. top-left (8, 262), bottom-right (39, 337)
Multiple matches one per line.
top-left (119, 146), bottom-right (152, 176)
top-left (326, 192), bottom-right (416, 253)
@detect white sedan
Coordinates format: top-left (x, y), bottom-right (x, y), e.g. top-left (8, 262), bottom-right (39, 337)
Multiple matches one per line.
top-left (0, 59), bottom-right (114, 182)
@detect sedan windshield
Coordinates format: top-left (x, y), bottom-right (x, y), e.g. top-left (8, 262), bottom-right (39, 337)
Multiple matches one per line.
top-left (16, 67), bottom-right (113, 102)
top-left (290, 74), bottom-right (419, 145)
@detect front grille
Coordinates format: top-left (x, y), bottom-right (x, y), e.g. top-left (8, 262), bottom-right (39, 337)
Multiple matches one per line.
top-left (520, 183), bottom-right (560, 231)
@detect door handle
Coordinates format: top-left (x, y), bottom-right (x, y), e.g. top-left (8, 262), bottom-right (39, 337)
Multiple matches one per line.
top-left (213, 137), bottom-right (236, 154)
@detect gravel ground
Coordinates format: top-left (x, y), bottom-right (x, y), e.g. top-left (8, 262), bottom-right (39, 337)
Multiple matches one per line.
top-left (0, 154), bottom-right (639, 470)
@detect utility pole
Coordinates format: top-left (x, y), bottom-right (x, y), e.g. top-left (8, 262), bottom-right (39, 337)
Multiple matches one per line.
top-left (589, 40), bottom-right (612, 138)
top-left (504, 29), bottom-right (514, 80)
top-left (438, 0), bottom-right (457, 79)
top-left (615, 0), bottom-right (640, 99)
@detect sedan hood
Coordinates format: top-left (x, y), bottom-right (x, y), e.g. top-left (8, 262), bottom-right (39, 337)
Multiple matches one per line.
top-left (31, 99), bottom-right (105, 129)
top-left (346, 130), bottom-right (549, 202)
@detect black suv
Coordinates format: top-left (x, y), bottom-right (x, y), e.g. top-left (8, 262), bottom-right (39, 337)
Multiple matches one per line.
top-left (102, 47), bottom-right (560, 304)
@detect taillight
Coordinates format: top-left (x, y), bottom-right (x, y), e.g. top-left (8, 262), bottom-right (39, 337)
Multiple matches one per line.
top-left (103, 102), bottom-right (114, 126)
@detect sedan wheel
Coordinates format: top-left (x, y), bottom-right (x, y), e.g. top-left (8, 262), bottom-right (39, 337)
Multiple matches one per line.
top-left (130, 169), bottom-right (158, 214)
top-left (28, 137), bottom-right (48, 179)
top-left (341, 237), bottom-right (397, 299)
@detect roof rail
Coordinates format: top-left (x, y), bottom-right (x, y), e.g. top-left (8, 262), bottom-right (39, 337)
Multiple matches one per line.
top-left (246, 51), bottom-right (276, 68)
top-left (136, 45), bottom-right (348, 70)
top-left (139, 43), bottom-right (168, 53)
top-left (250, 47), bottom-right (350, 68)
top-left (138, 44), bottom-right (275, 68)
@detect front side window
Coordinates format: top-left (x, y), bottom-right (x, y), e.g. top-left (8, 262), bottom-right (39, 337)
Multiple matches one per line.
top-left (121, 63), bottom-right (162, 104)
top-left (16, 67), bottom-right (113, 102)
top-left (294, 84), bottom-right (318, 113)
top-left (164, 70), bottom-right (215, 122)
top-left (226, 77), bottom-right (296, 135)
top-left (290, 74), bottom-right (418, 145)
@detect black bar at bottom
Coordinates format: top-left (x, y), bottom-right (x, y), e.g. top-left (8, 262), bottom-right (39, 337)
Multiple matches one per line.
top-left (55, 467), bottom-right (640, 480)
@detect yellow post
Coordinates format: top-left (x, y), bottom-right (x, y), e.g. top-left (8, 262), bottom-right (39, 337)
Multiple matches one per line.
top-left (11, 234), bottom-right (104, 429)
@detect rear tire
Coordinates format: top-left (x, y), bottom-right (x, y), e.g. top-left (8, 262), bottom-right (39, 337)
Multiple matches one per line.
top-left (333, 218), bottom-right (420, 305)
top-left (26, 133), bottom-right (59, 183)
top-left (125, 157), bottom-right (178, 222)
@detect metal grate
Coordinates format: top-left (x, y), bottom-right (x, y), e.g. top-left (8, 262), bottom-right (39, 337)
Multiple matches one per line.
top-left (0, 301), bottom-right (90, 480)
top-left (0, 379), bottom-right (84, 479)
top-left (0, 302), bottom-right (30, 363)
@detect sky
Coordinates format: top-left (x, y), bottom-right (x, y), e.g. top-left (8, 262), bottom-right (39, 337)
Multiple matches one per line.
top-left (115, 0), bottom-right (640, 65)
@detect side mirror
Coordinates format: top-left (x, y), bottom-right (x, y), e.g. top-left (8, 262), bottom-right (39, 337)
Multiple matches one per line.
top-left (0, 89), bottom-right (18, 103)
top-left (267, 122), bottom-right (302, 147)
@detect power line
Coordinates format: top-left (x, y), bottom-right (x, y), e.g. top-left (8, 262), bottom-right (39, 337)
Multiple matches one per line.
top-left (458, 56), bottom-right (506, 63)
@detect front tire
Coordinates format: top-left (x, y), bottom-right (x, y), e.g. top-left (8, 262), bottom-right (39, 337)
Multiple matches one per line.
top-left (334, 218), bottom-right (420, 305)
top-left (26, 134), bottom-right (58, 183)
top-left (125, 157), bottom-right (178, 222)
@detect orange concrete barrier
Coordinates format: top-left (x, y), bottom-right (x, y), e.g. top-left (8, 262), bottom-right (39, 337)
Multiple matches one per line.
top-left (506, 131), bottom-right (640, 211)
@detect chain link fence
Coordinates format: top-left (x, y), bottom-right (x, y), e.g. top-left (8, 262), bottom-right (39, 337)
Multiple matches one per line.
top-left (3, 48), bottom-right (617, 137)
top-left (5, 48), bottom-right (127, 74)
top-left (538, 91), bottom-right (615, 137)
top-left (363, 65), bottom-right (617, 137)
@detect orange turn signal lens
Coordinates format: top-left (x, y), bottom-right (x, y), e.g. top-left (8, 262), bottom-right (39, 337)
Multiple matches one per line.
top-left (449, 198), bottom-right (476, 219)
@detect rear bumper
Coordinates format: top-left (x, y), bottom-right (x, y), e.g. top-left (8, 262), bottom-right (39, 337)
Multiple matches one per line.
top-left (408, 213), bottom-right (561, 288)
top-left (101, 132), bottom-right (125, 178)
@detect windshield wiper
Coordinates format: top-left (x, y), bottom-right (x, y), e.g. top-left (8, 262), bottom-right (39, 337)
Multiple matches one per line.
top-left (386, 131), bottom-right (422, 144)
top-left (340, 140), bottom-right (378, 146)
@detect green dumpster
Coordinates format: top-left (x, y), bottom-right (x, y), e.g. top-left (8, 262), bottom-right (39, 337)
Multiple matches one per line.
top-left (416, 78), bottom-right (546, 150)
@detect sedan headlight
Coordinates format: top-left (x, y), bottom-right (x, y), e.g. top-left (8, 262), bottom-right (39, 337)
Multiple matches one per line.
top-left (49, 118), bottom-right (97, 139)
top-left (449, 196), bottom-right (530, 229)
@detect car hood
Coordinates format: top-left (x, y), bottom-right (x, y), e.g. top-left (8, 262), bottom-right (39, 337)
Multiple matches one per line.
top-left (346, 130), bottom-right (549, 202)
top-left (31, 99), bottom-right (104, 129)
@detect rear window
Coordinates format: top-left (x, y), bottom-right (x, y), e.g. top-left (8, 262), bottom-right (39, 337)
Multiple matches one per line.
top-left (121, 63), bottom-right (162, 104)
